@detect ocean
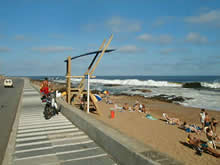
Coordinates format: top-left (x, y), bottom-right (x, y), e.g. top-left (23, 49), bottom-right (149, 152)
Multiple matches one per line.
top-left (28, 75), bottom-right (220, 111)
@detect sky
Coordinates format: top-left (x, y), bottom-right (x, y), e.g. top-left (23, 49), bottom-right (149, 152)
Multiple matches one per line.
top-left (0, 0), bottom-right (220, 76)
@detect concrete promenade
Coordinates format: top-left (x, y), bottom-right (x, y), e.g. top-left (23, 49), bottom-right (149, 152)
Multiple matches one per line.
top-left (11, 79), bottom-right (116, 165)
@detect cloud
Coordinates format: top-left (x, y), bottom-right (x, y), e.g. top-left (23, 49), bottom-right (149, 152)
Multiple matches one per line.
top-left (137, 34), bottom-right (154, 42)
top-left (185, 9), bottom-right (220, 26)
top-left (31, 46), bottom-right (74, 53)
top-left (106, 16), bottom-right (141, 33)
top-left (137, 33), bottom-right (173, 44)
top-left (185, 32), bottom-right (208, 44)
top-left (0, 47), bottom-right (10, 53)
top-left (118, 45), bottom-right (144, 53)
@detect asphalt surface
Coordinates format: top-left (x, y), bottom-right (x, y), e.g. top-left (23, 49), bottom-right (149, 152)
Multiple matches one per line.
top-left (0, 78), bottom-right (24, 165)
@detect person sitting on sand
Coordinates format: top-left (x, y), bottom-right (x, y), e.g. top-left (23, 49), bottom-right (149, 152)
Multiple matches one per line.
top-left (187, 134), bottom-right (220, 157)
top-left (179, 122), bottom-right (201, 135)
top-left (162, 113), bottom-right (181, 125)
top-left (123, 103), bottom-right (129, 111)
top-left (205, 128), bottom-right (220, 141)
top-left (205, 127), bottom-right (220, 148)
top-left (140, 104), bottom-right (147, 113)
top-left (132, 101), bottom-right (147, 113)
top-left (133, 101), bottom-right (140, 112)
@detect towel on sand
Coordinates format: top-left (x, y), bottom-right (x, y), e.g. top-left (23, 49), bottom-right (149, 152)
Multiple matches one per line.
top-left (146, 114), bottom-right (157, 120)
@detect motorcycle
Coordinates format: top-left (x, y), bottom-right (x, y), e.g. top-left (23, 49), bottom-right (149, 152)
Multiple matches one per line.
top-left (42, 91), bottom-right (61, 120)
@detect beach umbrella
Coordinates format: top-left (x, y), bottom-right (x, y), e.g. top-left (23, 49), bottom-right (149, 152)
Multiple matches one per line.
top-left (94, 94), bottom-right (102, 101)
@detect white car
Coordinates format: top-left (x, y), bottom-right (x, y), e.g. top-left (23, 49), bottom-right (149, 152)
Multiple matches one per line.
top-left (4, 79), bottom-right (13, 88)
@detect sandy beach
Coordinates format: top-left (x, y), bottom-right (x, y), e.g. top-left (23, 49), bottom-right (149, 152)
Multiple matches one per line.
top-left (90, 95), bottom-right (220, 165)
top-left (32, 80), bottom-right (220, 165)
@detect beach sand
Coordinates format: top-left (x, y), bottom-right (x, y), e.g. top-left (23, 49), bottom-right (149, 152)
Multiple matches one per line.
top-left (31, 80), bottom-right (220, 165)
top-left (90, 95), bottom-right (220, 165)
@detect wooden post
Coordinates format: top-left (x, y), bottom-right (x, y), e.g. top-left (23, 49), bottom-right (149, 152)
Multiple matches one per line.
top-left (66, 56), bottom-right (71, 104)
top-left (89, 34), bottom-right (113, 75)
top-left (87, 74), bottom-right (90, 113)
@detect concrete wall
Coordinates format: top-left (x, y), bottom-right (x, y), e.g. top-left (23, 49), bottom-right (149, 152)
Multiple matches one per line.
top-left (57, 98), bottom-right (183, 165)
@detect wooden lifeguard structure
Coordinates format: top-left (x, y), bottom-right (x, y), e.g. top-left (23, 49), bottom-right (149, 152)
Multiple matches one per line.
top-left (65, 35), bottom-right (114, 115)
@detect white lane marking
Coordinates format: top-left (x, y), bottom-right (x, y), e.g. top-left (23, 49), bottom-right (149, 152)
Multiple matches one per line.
top-left (18, 123), bottom-right (73, 131)
top-left (16, 131), bottom-right (84, 142)
top-left (19, 118), bottom-right (69, 124)
top-left (58, 153), bottom-right (108, 163)
top-left (17, 128), bottom-right (79, 137)
top-left (19, 121), bottom-right (71, 127)
top-left (20, 115), bottom-right (43, 118)
top-left (15, 140), bottom-right (93, 153)
top-left (16, 135), bottom-right (47, 142)
top-left (18, 125), bottom-right (75, 133)
top-left (18, 122), bottom-right (72, 129)
top-left (19, 116), bottom-right (68, 121)
top-left (16, 135), bottom-right (89, 147)
top-left (15, 147), bottom-right (100, 161)
top-left (19, 117), bottom-right (68, 123)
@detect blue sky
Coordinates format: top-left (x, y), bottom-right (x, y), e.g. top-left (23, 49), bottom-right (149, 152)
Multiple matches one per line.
top-left (0, 0), bottom-right (220, 76)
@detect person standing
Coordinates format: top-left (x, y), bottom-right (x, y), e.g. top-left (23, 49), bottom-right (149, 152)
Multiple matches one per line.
top-left (204, 112), bottom-right (211, 127)
top-left (40, 77), bottom-right (49, 96)
top-left (200, 109), bottom-right (206, 129)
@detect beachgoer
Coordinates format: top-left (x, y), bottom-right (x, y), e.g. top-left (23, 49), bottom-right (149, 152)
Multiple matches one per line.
top-left (141, 104), bottom-right (147, 113)
top-left (179, 122), bottom-right (201, 135)
top-left (211, 117), bottom-right (218, 134)
top-left (206, 127), bottom-right (220, 141)
top-left (205, 127), bottom-right (220, 149)
top-left (162, 113), bottom-right (181, 125)
top-left (123, 103), bottom-right (129, 110)
top-left (204, 112), bottom-right (211, 127)
top-left (200, 109), bottom-right (206, 128)
top-left (133, 101), bottom-right (140, 112)
top-left (187, 134), bottom-right (220, 157)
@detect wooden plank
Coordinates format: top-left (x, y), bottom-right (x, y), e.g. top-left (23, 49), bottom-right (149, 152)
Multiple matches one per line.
top-left (89, 34), bottom-right (113, 76)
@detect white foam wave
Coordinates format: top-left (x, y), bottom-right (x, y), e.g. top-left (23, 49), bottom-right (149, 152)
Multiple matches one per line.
top-left (201, 82), bottom-right (220, 89)
top-left (69, 78), bottom-right (181, 87)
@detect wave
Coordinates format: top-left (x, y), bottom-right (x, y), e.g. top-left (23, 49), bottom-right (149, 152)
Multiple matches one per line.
top-left (56, 78), bottom-right (220, 89)
top-left (201, 82), bottom-right (220, 89)
top-left (70, 78), bottom-right (182, 87)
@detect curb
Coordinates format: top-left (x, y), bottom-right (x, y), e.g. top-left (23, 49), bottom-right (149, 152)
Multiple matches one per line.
top-left (57, 98), bottom-right (183, 165)
top-left (2, 79), bottom-right (24, 165)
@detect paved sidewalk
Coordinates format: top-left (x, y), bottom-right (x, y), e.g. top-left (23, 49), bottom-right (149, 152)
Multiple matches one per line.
top-left (13, 80), bottom-right (116, 165)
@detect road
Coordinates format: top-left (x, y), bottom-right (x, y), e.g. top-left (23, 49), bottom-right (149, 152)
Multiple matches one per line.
top-left (12, 79), bottom-right (116, 165)
top-left (0, 78), bottom-right (24, 165)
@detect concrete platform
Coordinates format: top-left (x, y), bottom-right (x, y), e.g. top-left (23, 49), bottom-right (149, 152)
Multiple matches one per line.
top-left (10, 79), bottom-right (116, 165)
